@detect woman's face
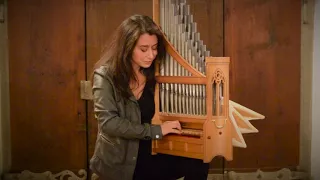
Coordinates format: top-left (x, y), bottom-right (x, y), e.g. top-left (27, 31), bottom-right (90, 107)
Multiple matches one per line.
top-left (132, 33), bottom-right (158, 71)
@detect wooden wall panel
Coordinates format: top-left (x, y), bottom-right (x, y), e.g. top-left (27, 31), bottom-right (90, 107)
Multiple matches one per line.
top-left (225, 0), bottom-right (301, 170)
top-left (8, 0), bottom-right (86, 172)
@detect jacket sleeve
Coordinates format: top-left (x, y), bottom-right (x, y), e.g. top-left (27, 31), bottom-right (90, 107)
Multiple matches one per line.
top-left (92, 71), bottom-right (163, 140)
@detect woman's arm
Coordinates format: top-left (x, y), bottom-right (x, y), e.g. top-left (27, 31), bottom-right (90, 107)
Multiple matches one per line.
top-left (93, 71), bottom-right (162, 140)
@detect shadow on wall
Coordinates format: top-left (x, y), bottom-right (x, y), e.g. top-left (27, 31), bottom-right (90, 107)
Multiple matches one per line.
top-left (0, 0), bottom-right (11, 177)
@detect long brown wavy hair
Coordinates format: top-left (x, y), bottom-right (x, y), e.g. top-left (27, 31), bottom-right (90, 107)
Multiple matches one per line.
top-left (93, 15), bottom-right (165, 99)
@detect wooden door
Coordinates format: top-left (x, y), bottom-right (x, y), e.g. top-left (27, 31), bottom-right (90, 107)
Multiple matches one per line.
top-left (224, 0), bottom-right (301, 171)
top-left (86, 0), bottom-right (225, 174)
top-left (8, 0), bottom-right (87, 173)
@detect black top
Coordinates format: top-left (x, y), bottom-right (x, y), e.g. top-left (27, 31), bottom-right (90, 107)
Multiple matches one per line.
top-left (133, 81), bottom-right (157, 179)
top-left (137, 81), bottom-right (155, 157)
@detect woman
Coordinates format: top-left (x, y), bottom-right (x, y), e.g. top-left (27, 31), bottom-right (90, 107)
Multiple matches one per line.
top-left (90, 14), bottom-right (208, 180)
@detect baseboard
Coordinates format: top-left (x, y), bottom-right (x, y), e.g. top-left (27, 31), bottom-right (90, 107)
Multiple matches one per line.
top-left (2, 168), bottom-right (309, 180)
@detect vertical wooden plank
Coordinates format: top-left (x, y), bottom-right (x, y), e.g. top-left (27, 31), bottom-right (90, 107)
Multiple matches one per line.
top-left (8, 0), bottom-right (86, 172)
top-left (153, 0), bottom-right (160, 25)
top-left (225, 0), bottom-right (301, 170)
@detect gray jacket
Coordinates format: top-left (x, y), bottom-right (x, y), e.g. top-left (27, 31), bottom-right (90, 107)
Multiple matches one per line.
top-left (89, 66), bottom-right (163, 180)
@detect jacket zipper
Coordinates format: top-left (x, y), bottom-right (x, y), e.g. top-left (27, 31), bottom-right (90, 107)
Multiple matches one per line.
top-left (99, 133), bottom-right (115, 146)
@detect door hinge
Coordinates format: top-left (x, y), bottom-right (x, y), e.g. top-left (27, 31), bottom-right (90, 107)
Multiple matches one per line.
top-left (80, 80), bottom-right (93, 100)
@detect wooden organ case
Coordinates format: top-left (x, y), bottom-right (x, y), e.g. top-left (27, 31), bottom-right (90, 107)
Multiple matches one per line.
top-left (151, 0), bottom-right (265, 163)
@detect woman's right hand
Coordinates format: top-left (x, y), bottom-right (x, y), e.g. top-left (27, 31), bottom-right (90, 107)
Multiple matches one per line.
top-left (160, 120), bottom-right (182, 136)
